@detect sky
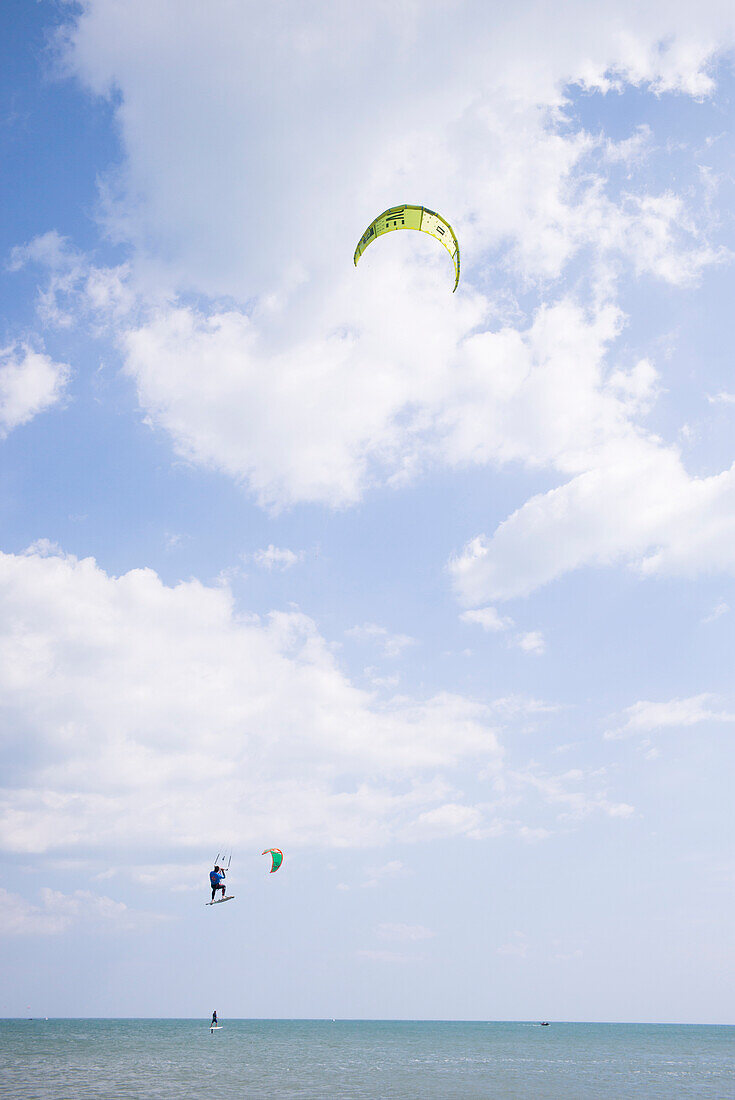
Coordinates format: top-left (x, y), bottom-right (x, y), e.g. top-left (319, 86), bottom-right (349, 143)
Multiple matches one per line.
top-left (1, 0), bottom-right (734, 1023)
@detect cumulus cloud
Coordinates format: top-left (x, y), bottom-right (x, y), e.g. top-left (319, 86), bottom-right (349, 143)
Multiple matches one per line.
top-left (115, 278), bottom-right (486, 509)
top-left (9, 2), bottom-right (735, 605)
top-left (0, 547), bottom-right (502, 860)
top-left (99, 159), bottom-right (723, 518)
top-left (450, 390), bottom-right (735, 604)
top-left (24, 2), bottom-right (725, 545)
top-left (62, 0), bottom-right (732, 295)
top-left (88, 256), bottom-right (735, 600)
top-left (0, 546), bottom-right (639, 872)
top-left (0, 344), bottom-right (69, 437)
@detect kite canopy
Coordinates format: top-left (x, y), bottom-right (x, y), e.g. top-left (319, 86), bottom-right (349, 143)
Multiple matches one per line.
top-left (262, 848), bottom-right (283, 873)
top-left (353, 204), bottom-right (460, 291)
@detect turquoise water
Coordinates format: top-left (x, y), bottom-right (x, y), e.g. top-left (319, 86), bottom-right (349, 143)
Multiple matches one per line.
top-left (1, 1019), bottom-right (732, 1098)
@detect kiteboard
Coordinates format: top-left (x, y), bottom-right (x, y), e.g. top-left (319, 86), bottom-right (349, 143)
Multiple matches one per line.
top-left (210, 1026), bottom-right (223, 1031)
top-left (206, 895), bottom-right (234, 906)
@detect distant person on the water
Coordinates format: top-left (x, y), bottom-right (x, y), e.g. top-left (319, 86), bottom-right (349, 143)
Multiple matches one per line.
top-left (211, 1011), bottom-right (218, 1028)
top-left (210, 865), bottom-right (226, 901)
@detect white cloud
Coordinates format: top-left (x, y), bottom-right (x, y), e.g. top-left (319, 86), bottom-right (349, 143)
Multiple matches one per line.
top-left (607, 358), bottom-right (660, 415)
top-left (8, 231), bottom-right (82, 328)
top-left (491, 696), bottom-right (562, 718)
top-left (0, 887), bottom-right (147, 936)
top-left (0, 344), bottom-right (69, 437)
top-left (106, 187), bottom-right (724, 517)
top-left (117, 286), bottom-right (484, 509)
top-left (515, 631), bottom-right (546, 655)
top-left (63, 1), bottom-right (731, 297)
top-left (702, 601), bottom-right (729, 624)
top-left (4, 4), bottom-right (731, 613)
top-left (0, 547), bottom-right (636, 873)
top-left (8, 231), bottom-right (134, 330)
top-left (451, 424), bottom-right (735, 604)
top-left (0, 547), bottom-right (502, 860)
top-left (365, 669), bottom-right (401, 690)
top-left (347, 622), bottom-right (415, 658)
top-left (24, 2), bottom-right (724, 535)
top-left (251, 545), bottom-right (302, 571)
top-left (400, 801), bottom-right (485, 841)
top-left (513, 767), bottom-right (635, 821)
top-left (602, 124), bottom-right (652, 166)
top-left (23, 229), bottom-right (735, 603)
top-left (460, 606), bottom-right (512, 632)
top-left (89, 249), bottom-right (735, 604)
top-left (518, 826), bottom-right (552, 842)
top-left (164, 532), bottom-right (188, 552)
top-left (361, 860), bottom-right (405, 889)
top-left (604, 694), bottom-right (735, 740)
top-left (8, 228), bottom-right (71, 273)
top-left (117, 861), bottom-right (205, 893)
top-left (8, 5), bottom-right (735, 614)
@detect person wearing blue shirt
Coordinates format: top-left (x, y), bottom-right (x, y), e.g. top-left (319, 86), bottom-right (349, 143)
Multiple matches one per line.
top-left (209, 864), bottom-right (226, 901)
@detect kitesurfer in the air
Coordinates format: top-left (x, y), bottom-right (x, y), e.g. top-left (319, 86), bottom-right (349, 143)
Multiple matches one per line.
top-left (210, 864), bottom-right (226, 901)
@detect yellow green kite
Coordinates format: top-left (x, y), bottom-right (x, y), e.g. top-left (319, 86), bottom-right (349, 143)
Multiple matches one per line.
top-left (353, 204), bottom-right (460, 291)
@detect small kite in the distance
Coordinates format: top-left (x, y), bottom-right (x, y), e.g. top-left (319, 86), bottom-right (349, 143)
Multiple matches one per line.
top-left (262, 848), bottom-right (283, 873)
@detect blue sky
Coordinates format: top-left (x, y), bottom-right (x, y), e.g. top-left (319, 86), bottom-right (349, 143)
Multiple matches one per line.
top-left (1, 1), bottom-right (734, 1023)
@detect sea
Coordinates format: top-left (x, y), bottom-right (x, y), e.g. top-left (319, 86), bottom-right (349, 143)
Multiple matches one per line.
top-left (1, 1019), bottom-right (733, 1099)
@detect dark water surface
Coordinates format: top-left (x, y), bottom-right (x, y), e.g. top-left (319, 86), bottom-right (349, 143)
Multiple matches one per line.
top-left (1, 1018), bottom-right (733, 1099)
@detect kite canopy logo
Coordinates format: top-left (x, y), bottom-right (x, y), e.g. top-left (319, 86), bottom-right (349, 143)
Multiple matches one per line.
top-left (354, 204), bottom-right (460, 291)
top-left (262, 848), bottom-right (283, 873)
